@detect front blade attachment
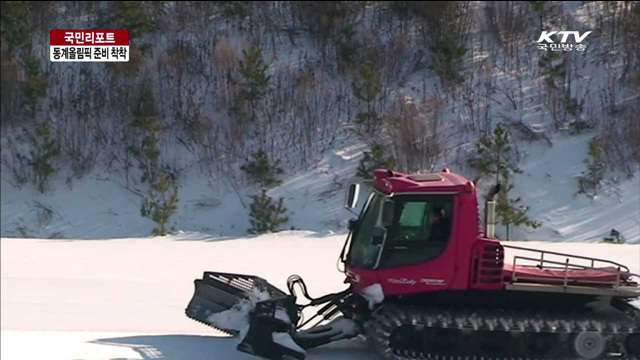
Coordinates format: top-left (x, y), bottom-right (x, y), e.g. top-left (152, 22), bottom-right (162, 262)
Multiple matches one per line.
top-left (238, 297), bottom-right (306, 360)
top-left (185, 271), bottom-right (305, 359)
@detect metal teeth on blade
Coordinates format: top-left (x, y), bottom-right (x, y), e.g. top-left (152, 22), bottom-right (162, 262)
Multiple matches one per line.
top-left (184, 309), bottom-right (236, 336)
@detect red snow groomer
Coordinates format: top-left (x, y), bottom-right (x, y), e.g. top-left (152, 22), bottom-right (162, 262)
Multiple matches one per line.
top-left (186, 169), bottom-right (640, 360)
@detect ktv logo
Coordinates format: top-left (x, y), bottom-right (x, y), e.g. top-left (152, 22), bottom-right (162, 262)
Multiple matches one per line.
top-left (537, 31), bottom-right (592, 52)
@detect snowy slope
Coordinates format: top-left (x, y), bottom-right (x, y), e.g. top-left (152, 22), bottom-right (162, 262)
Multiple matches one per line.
top-left (2, 232), bottom-right (639, 360)
top-left (501, 133), bottom-right (640, 243)
top-left (2, 134), bottom-right (638, 243)
top-left (0, 141), bottom-right (366, 240)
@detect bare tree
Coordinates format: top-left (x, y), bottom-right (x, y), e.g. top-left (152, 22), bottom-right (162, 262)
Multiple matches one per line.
top-left (385, 93), bottom-right (450, 173)
top-left (484, 1), bottom-right (530, 58)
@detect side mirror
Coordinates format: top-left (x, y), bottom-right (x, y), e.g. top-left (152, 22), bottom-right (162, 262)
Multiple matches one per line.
top-left (345, 183), bottom-right (360, 209)
top-left (382, 199), bottom-right (395, 227)
top-left (371, 226), bottom-right (385, 245)
top-left (348, 218), bottom-right (358, 231)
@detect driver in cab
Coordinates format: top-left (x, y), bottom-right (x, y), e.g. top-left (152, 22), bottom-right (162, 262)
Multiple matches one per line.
top-left (429, 206), bottom-right (451, 243)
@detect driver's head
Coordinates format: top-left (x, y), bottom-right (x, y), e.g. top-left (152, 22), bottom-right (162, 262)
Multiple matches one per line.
top-left (430, 207), bottom-right (444, 223)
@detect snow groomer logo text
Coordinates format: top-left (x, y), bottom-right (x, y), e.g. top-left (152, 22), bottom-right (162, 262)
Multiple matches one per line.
top-left (388, 278), bottom-right (446, 286)
top-left (537, 31), bottom-right (592, 52)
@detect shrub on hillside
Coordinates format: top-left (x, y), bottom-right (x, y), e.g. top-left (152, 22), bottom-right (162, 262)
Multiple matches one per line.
top-left (14, 122), bottom-right (61, 193)
top-left (248, 190), bottom-right (289, 234)
top-left (335, 25), bottom-right (360, 70)
top-left (115, 1), bottom-right (155, 39)
top-left (241, 149), bottom-right (284, 188)
top-left (292, 1), bottom-right (364, 40)
top-left (357, 143), bottom-right (396, 179)
top-left (352, 61), bottom-right (382, 134)
top-left (23, 56), bottom-right (47, 116)
top-left (467, 123), bottom-right (521, 181)
top-left (389, 1), bottom-right (471, 85)
top-left (238, 44), bottom-right (271, 121)
top-left (128, 89), bottom-right (163, 184)
top-left (141, 170), bottom-right (179, 236)
top-left (0, 1), bottom-right (33, 50)
top-left (496, 180), bottom-right (542, 240)
top-left (576, 137), bottom-right (606, 198)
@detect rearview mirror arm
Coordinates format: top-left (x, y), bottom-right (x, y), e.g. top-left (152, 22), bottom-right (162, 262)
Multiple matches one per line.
top-left (344, 207), bottom-right (359, 216)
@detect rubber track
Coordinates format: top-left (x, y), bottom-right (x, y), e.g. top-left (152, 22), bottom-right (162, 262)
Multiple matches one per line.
top-left (363, 304), bottom-right (639, 360)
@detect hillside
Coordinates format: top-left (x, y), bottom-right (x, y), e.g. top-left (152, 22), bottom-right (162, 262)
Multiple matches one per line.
top-left (1, 132), bottom-right (639, 242)
top-left (1, 1), bottom-right (639, 242)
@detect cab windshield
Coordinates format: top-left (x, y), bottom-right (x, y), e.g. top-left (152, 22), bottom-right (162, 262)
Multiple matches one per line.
top-left (347, 192), bottom-right (384, 269)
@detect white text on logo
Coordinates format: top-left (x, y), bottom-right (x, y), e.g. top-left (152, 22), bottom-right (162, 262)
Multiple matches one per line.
top-left (537, 31), bottom-right (592, 43)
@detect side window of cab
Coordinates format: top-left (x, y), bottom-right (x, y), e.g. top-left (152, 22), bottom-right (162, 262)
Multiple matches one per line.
top-left (380, 195), bottom-right (454, 268)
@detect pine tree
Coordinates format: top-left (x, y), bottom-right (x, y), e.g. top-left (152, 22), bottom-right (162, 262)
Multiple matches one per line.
top-left (238, 45), bottom-right (271, 121)
top-left (357, 143), bottom-right (396, 179)
top-left (352, 61), bottom-right (382, 133)
top-left (467, 123), bottom-right (521, 183)
top-left (241, 149), bottom-right (284, 188)
top-left (141, 170), bottom-right (179, 236)
top-left (24, 56), bottom-right (48, 116)
top-left (468, 124), bottom-right (540, 238)
top-left (433, 37), bottom-right (467, 85)
top-left (248, 190), bottom-right (289, 234)
top-left (538, 50), bottom-right (566, 91)
top-left (0, 1), bottom-right (34, 50)
top-left (115, 1), bottom-right (155, 40)
top-left (16, 122), bottom-right (61, 193)
top-left (527, 1), bottom-right (558, 32)
top-left (129, 90), bottom-right (163, 184)
top-left (335, 25), bottom-right (360, 69)
top-left (577, 137), bottom-right (606, 198)
top-left (496, 179), bottom-right (542, 240)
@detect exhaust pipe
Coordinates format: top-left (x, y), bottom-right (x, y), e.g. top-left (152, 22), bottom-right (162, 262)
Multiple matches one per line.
top-left (485, 200), bottom-right (496, 239)
top-left (484, 184), bottom-right (501, 239)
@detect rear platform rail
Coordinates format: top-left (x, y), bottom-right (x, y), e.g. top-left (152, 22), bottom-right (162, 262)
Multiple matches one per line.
top-left (502, 245), bottom-right (638, 296)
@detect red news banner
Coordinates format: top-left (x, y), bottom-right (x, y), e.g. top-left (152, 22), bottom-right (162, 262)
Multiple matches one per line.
top-left (50, 30), bottom-right (130, 62)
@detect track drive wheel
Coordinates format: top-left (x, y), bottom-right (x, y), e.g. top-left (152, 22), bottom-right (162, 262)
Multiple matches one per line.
top-left (573, 331), bottom-right (606, 360)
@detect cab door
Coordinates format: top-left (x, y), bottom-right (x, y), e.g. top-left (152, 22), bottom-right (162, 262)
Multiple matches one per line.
top-left (375, 194), bottom-right (458, 296)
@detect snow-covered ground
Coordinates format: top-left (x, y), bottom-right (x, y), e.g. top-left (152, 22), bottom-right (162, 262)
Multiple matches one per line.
top-left (2, 232), bottom-right (639, 360)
